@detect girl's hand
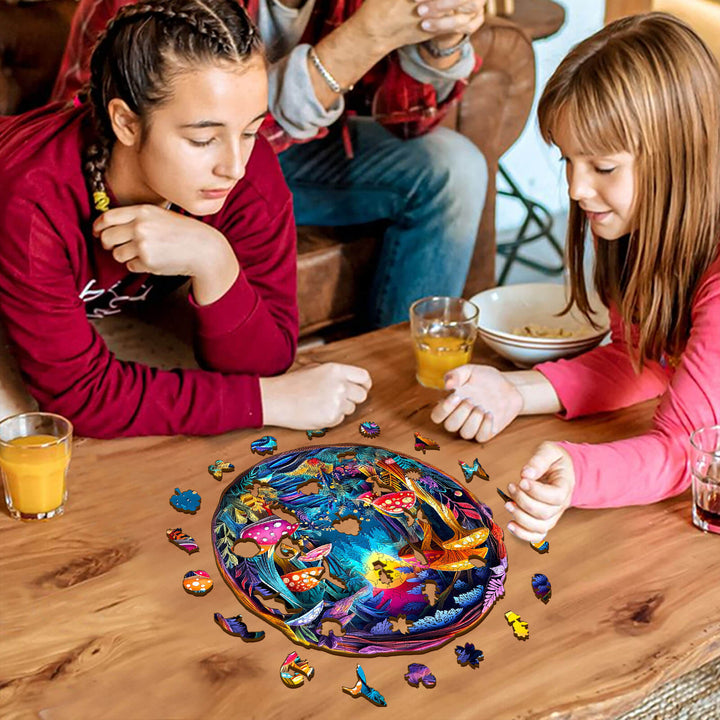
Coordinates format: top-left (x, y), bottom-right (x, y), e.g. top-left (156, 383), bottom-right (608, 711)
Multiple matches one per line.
top-left (94, 205), bottom-right (238, 302)
top-left (430, 364), bottom-right (523, 442)
top-left (505, 442), bottom-right (575, 543)
top-left (260, 363), bottom-right (372, 430)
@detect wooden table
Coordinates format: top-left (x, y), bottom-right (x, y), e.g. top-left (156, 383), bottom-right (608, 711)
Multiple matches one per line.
top-left (2, 324), bottom-right (719, 720)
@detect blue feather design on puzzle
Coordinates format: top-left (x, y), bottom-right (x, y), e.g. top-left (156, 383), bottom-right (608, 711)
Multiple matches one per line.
top-left (250, 436), bottom-right (277, 455)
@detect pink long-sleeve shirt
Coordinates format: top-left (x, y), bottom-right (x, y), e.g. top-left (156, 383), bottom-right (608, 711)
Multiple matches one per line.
top-left (0, 104), bottom-right (298, 438)
top-left (535, 256), bottom-right (720, 508)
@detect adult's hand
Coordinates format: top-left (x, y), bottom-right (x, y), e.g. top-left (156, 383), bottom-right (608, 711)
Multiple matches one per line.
top-left (260, 363), bottom-right (372, 429)
top-left (351, 0), bottom-right (438, 52)
top-left (504, 442), bottom-right (576, 543)
top-left (415, 0), bottom-right (487, 46)
top-left (94, 205), bottom-right (238, 305)
top-left (430, 364), bottom-right (523, 442)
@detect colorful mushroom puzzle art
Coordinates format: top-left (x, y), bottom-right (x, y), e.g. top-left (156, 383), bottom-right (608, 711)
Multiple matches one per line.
top-left (212, 444), bottom-right (508, 656)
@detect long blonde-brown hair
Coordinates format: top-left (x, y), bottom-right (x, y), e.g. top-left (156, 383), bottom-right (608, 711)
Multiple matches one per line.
top-left (538, 12), bottom-right (720, 369)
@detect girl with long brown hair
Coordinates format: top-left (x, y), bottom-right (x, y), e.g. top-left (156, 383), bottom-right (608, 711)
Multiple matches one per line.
top-left (432, 12), bottom-right (720, 541)
top-left (0, 0), bottom-right (370, 437)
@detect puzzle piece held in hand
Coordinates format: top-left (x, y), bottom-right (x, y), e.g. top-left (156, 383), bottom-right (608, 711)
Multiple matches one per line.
top-left (531, 539), bottom-right (550, 554)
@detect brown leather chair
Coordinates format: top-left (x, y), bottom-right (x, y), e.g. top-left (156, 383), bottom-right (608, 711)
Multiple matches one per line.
top-left (0, 0), bottom-right (536, 336)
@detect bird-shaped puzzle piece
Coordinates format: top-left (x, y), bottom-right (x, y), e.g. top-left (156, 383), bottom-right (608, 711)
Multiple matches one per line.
top-left (505, 611), bottom-right (529, 639)
top-left (208, 460), bottom-right (234, 480)
top-left (414, 433), bottom-right (440, 453)
top-left (459, 458), bottom-right (490, 482)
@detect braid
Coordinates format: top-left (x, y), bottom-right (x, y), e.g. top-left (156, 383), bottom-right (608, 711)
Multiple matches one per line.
top-left (82, 0), bottom-right (262, 214)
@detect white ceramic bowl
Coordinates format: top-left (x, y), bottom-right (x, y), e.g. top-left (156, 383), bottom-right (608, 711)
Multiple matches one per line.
top-left (469, 283), bottom-right (610, 368)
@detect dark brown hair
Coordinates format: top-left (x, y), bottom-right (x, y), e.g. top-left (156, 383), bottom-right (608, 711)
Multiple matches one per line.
top-left (538, 12), bottom-right (720, 369)
top-left (84, 0), bottom-right (263, 208)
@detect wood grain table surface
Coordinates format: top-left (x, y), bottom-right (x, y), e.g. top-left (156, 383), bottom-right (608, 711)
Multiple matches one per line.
top-left (2, 323), bottom-right (719, 720)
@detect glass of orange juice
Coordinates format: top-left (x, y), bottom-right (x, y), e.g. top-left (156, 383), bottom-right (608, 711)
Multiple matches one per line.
top-left (0, 412), bottom-right (73, 520)
top-left (410, 296), bottom-right (479, 389)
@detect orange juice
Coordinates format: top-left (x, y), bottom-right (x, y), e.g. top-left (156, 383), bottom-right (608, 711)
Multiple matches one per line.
top-left (414, 336), bottom-right (473, 389)
top-left (0, 434), bottom-right (70, 516)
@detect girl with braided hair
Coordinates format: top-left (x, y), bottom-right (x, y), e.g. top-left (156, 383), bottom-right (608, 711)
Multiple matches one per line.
top-left (0, 0), bottom-right (370, 437)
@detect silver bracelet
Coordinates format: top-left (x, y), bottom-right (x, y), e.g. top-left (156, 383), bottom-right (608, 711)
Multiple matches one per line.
top-left (308, 46), bottom-right (353, 94)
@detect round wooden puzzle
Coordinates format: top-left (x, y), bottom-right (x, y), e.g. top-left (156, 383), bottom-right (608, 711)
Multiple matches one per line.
top-left (212, 444), bottom-right (507, 655)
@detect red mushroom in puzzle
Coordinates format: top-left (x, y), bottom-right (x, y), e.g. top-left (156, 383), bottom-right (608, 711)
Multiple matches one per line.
top-left (280, 566), bottom-right (325, 592)
top-left (238, 515), bottom-right (299, 551)
top-left (359, 490), bottom-right (417, 515)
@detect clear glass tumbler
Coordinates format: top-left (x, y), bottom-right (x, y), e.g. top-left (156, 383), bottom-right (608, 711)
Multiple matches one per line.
top-left (0, 412), bottom-right (73, 520)
top-left (410, 296), bottom-right (479, 390)
top-left (689, 425), bottom-right (720, 534)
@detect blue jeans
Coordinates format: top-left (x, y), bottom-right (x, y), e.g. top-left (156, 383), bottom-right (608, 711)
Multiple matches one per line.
top-left (278, 117), bottom-right (488, 327)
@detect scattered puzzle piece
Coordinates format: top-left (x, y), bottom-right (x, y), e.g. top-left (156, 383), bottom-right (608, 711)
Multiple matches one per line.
top-left (531, 539), bottom-right (550, 554)
top-left (414, 433), bottom-right (440, 453)
top-left (170, 488), bottom-right (201, 514)
top-left (404, 663), bottom-right (436, 688)
top-left (250, 436), bottom-right (277, 456)
top-left (166, 528), bottom-right (199, 554)
top-left (342, 665), bottom-right (386, 707)
top-left (532, 573), bottom-right (552, 604)
top-left (280, 651), bottom-right (314, 688)
top-left (214, 612), bottom-right (265, 641)
top-left (182, 570), bottom-right (213, 596)
top-left (505, 611), bottom-right (529, 639)
top-left (459, 458), bottom-right (490, 482)
top-left (359, 421), bottom-right (380, 438)
top-left (455, 643), bottom-right (484, 668)
top-left (306, 428), bottom-right (328, 439)
top-left (208, 459), bottom-right (234, 480)
top-left (496, 487), bottom-right (513, 504)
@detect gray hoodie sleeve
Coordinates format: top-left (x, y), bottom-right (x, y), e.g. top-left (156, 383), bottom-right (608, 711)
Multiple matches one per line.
top-left (267, 39), bottom-right (474, 140)
top-left (268, 44), bottom-right (345, 140)
top-left (397, 41), bottom-right (475, 103)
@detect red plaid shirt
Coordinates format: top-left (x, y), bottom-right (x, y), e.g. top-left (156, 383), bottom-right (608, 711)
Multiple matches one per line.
top-left (52, 0), bottom-right (481, 152)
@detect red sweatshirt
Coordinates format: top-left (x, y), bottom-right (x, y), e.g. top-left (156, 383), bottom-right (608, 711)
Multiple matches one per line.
top-left (0, 104), bottom-right (298, 438)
